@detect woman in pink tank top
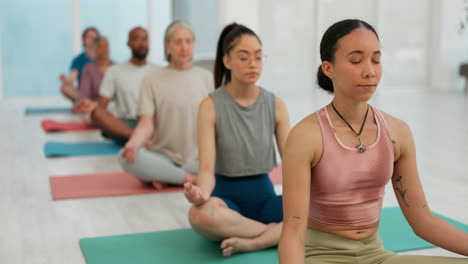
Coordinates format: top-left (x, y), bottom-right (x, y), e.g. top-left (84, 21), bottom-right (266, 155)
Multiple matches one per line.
top-left (279, 19), bottom-right (468, 264)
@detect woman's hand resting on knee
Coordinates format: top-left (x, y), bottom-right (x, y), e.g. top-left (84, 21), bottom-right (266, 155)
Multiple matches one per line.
top-left (121, 141), bottom-right (139, 163)
top-left (184, 182), bottom-right (209, 205)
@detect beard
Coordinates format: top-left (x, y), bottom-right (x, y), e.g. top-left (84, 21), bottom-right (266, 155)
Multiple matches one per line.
top-left (132, 48), bottom-right (148, 60)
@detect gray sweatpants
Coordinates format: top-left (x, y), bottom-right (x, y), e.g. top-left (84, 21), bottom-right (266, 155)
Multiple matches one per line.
top-left (118, 148), bottom-right (198, 184)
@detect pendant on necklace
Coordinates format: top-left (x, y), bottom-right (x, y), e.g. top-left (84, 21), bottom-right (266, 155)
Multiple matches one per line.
top-left (357, 139), bottom-right (366, 153)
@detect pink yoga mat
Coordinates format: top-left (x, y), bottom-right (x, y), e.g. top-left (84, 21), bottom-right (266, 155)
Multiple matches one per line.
top-left (50, 165), bottom-right (283, 200)
top-left (50, 172), bottom-right (182, 200)
top-left (269, 163), bottom-right (282, 185)
top-left (41, 119), bottom-right (96, 132)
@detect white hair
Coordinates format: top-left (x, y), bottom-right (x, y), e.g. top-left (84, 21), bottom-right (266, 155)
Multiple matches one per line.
top-left (164, 20), bottom-right (195, 62)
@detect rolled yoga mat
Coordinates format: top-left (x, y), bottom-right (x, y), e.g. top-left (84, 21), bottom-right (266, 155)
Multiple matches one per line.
top-left (25, 106), bottom-right (72, 115)
top-left (79, 207), bottom-right (467, 264)
top-left (44, 141), bottom-right (122, 157)
top-left (41, 119), bottom-right (96, 132)
top-left (49, 166), bottom-right (282, 200)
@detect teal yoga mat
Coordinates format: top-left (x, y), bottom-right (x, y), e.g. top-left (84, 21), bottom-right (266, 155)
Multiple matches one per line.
top-left (79, 207), bottom-right (467, 263)
top-left (25, 106), bottom-right (72, 115)
top-left (80, 228), bottom-right (277, 264)
top-left (379, 207), bottom-right (468, 252)
top-left (44, 141), bottom-right (122, 157)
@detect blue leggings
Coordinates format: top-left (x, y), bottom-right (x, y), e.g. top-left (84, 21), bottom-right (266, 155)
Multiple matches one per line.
top-left (211, 173), bottom-right (283, 224)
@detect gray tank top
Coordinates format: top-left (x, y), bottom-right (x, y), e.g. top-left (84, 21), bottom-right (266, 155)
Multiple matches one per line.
top-left (210, 86), bottom-right (277, 177)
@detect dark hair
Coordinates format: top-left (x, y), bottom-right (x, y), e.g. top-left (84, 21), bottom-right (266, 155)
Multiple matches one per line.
top-left (214, 23), bottom-right (262, 88)
top-left (82, 27), bottom-right (99, 47)
top-left (317, 19), bottom-right (379, 93)
top-left (82, 27), bottom-right (99, 41)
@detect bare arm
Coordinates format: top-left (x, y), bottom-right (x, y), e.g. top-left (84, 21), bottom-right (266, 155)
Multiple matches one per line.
top-left (59, 70), bottom-right (78, 101)
top-left (393, 120), bottom-right (468, 256)
top-left (184, 97), bottom-right (216, 205)
top-left (274, 97), bottom-right (290, 158)
top-left (279, 116), bottom-right (319, 264)
top-left (97, 95), bottom-right (111, 109)
top-left (196, 97), bottom-right (216, 194)
top-left (121, 115), bottom-right (154, 163)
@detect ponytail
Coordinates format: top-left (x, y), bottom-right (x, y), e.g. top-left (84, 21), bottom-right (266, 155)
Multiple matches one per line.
top-left (214, 24), bottom-right (238, 88)
top-left (213, 23), bottom-right (261, 88)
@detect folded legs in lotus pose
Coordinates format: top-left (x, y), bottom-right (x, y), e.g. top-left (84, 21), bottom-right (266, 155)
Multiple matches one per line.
top-left (184, 23), bottom-right (291, 257)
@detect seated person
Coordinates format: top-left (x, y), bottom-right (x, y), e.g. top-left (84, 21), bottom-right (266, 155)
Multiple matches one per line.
top-left (183, 23), bottom-right (290, 257)
top-left (88, 27), bottom-right (154, 144)
top-left (73, 36), bottom-right (113, 113)
top-left (119, 21), bottom-right (214, 189)
top-left (60, 27), bottom-right (99, 102)
top-left (278, 19), bottom-right (468, 264)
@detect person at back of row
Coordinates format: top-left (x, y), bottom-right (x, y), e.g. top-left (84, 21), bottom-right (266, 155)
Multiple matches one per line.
top-left (72, 36), bottom-right (113, 113)
top-left (60, 27), bottom-right (99, 102)
top-left (76, 27), bottom-right (155, 144)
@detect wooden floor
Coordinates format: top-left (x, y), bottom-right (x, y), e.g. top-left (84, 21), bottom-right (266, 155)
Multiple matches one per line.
top-left (0, 89), bottom-right (467, 263)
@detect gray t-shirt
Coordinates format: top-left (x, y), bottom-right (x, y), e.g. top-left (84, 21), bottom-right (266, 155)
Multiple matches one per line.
top-left (138, 66), bottom-right (214, 166)
top-left (211, 86), bottom-right (277, 177)
top-left (100, 61), bottom-right (155, 119)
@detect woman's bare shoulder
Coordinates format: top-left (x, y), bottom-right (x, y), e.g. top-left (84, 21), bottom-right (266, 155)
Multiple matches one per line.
top-left (287, 112), bottom-right (322, 150)
top-left (379, 110), bottom-right (414, 160)
top-left (380, 110), bottom-right (412, 137)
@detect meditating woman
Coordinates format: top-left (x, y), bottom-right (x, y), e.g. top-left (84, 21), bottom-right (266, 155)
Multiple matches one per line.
top-left (184, 23), bottom-right (290, 257)
top-left (278, 19), bottom-right (468, 264)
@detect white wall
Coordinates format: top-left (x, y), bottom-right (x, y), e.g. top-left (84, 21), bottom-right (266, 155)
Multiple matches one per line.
top-left (258, 0), bottom-right (428, 96)
top-left (430, 0), bottom-right (468, 92)
top-left (258, 0), bottom-right (317, 96)
top-left (377, 0), bottom-right (431, 90)
top-left (71, 0), bottom-right (81, 55)
top-left (259, 0), bottom-right (468, 94)
top-left (172, 0), bottom-right (260, 61)
top-left (164, 0), bottom-right (468, 94)
top-left (218, 0), bottom-right (259, 33)
top-left (148, 0), bottom-right (172, 65)
top-left (173, 0), bottom-right (218, 60)
top-left (0, 32), bottom-right (3, 100)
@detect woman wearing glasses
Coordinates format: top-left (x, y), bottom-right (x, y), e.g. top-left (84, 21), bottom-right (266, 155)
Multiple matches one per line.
top-left (184, 23), bottom-right (290, 257)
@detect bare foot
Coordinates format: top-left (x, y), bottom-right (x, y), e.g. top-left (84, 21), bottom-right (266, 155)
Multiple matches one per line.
top-left (151, 181), bottom-right (168, 190)
top-left (220, 223), bottom-right (278, 257)
top-left (220, 237), bottom-right (258, 257)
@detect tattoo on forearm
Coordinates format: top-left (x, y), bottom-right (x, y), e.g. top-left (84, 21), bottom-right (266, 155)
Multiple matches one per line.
top-left (292, 216), bottom-right (301, 219)
top-left (394, 176), bottom-right (410, 207)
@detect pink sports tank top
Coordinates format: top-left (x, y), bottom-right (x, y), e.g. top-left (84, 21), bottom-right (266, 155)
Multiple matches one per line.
top-left (309, 105), bottom-right (394, 226)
